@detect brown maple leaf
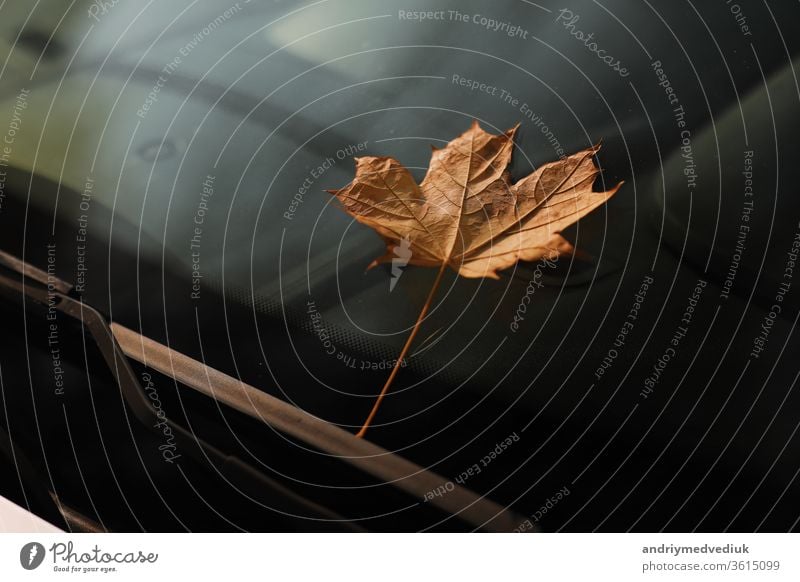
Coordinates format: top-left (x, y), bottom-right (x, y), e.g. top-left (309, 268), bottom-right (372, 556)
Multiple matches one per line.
top-left (329, 120), bottom-right (621, 280)
top-left (328, 121), bottom-right (622, 437)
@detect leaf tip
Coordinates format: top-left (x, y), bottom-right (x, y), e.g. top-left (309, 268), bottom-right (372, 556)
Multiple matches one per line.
top-left (366, 256), bottom-right (389, 272)
top-left (572, 246), bottom-right (593, 262)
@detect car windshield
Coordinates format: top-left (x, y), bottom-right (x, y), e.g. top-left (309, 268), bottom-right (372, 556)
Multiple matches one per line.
top-left (1, 0), bottom-right (799, 534)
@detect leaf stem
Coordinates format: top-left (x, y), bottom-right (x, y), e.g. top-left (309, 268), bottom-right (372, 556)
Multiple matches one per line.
top-left (355, 261), bottom-right (449, 438)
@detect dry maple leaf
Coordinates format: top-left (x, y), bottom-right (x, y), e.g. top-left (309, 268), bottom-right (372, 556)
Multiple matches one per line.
top-left (329, 120), bottom-right (621, 280)
top-left (328, 121), bottom-right (622, 437)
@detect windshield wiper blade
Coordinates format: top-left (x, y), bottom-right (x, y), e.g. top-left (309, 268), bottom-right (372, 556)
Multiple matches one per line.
top-left (0, 250), bottom-right (528, 532)
top-left (0, 251), bottom-right (360, 530)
